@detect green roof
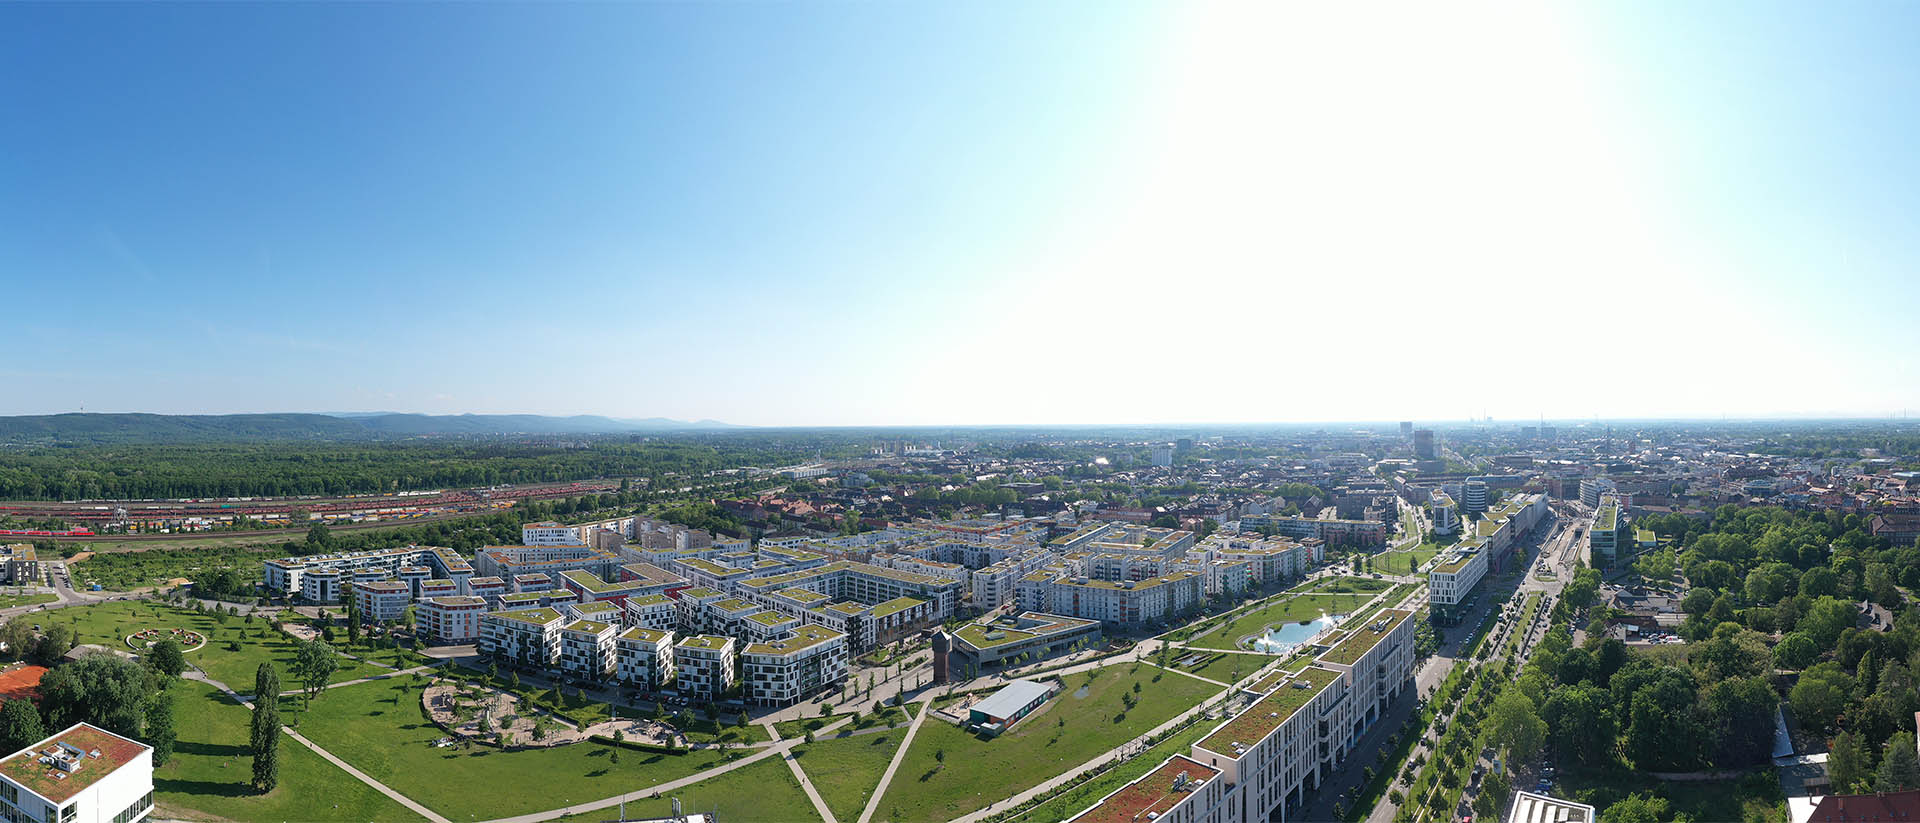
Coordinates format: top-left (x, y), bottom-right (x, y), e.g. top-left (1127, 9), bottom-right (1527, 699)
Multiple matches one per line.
top-left (748, 610), bottom-right (795, 627)
top-left (1593, 502), bottom-right (1619, 532)
top-left (775, 587), bottom-right (830, 604)
top-left (489, 607), bottom-right (563, 626)
top-left (620, 626), bottom-right (670, 643)
top-left (1199, 666), bottom-right (1341, 754)
top-left (1318, 609), bottom-right (1411, 666)
top-left (955, 622), bottom-right (1035, 649)
top-left (679, 587), bottom-right (725, 600)
top-left (626, 593), bottom-right (672, 606)
top-left (563, 619), bottom-right (612, 634)
top-left (871, 596), bottom-right (926, 620)
top-left (561, 569), bottom-right (636, 593)
top-left (712, 598), bottom-right (758, 614)
top-left (745, 624), bottom-right (844, 656)
top-left (677, 634), bottom-right (733, 651)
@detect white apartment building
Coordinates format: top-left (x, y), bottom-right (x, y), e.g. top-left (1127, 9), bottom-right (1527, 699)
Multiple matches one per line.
top-left (1430, 490), bottom-right (1458, 535)
top-left (351, 580), bottom-right (410, 623)
top-left (622, 593), bottom-right (678, 632)
top-left (558, 619), bottom-right (616, 680)
top-left (673, 635), bottom-right (737, 698)
top-left (741, 625), bottom-right (848, 706)
top-left (480, 607), bottom-right (565, 669)
top-left (614, 627), bottom-right (676, 690)
top-left (0, 723), bottom-right (154, 823)
top-left (1041, 571), bottom-right (1204, 628)
top-left (415, 596), bottom-right (487, 644)
top-left (521, 521), bottom-right (583, 546)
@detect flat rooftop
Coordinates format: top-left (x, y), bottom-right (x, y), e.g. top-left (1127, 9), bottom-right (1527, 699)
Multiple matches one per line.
top-left (488, 607), bottom-right (563, 626)
top-left (745, 624), bottom-right (844, 656)
top-left (1067, 754), bottom-right (1220, 823)
top-left (871, 596), bottom-right (926, 620)
top-left (563, 619), bottom-right (612, 635)
top-left (620, 627), bottom-right (671, 643)
top-left (1319, 609), bottom-right (1412, 666)
top-left (0, 723), bottom-right (149, 804)
top-left (747, 610), bottom-right (795, 627)
top-left (1199, 666), bottom-right (1341, 755)
top-left (677, 634), bottom-right (733, 651)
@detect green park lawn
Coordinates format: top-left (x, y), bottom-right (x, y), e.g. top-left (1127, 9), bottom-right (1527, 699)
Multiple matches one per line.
top-left (774, 704), bottom-right (912, 741)
top-left (50, 600), bottom-right (389, 691)
top-left (874, 663), bottom-right (1218, 822)
top-left (791, 727), bottom-right (911, 821)
top-left (1008, 712), bottom-right (1218, 823)
top-left (1167, 651), bottom-right (1269, 685)
top-left (0, 592), bottom-right (56, 609)
top-left (1300, 576), bottom-right (1393, 594)
top-left (288, 678), bottom-right (746, 821)
top-left (1187, 593), bottom-right (1374, 651)
top-left (156, 680), bottom-right (422, 822)
top-left (552, 754), bottom-right (819, 823)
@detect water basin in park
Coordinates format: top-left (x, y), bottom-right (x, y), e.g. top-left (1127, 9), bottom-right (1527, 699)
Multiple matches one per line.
top-left (1250, 613), bottom-right (1346, 654)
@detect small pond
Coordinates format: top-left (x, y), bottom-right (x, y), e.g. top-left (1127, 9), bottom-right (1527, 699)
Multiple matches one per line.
top-left (1249, 612), bottom-right (1345, 654)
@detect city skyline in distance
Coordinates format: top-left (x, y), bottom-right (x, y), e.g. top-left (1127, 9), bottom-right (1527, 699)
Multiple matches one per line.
top-left (6, 2), bottom-right (1920, 425)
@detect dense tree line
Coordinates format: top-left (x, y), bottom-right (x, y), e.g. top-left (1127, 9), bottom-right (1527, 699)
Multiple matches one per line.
top-left (0, 438), bottom-right (815, 500)
top-left (1516, 506), bottom-right (1920, 816)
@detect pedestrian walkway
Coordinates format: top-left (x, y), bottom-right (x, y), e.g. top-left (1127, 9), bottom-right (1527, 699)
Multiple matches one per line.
top-left (949, 682), bottom-right (1233, 823)
top-left (856, 699), bottom-right (929, 823)
top-left (769, 720), bottom-right (839, 823)
top-left (478, 715), bottom-right (857, 823)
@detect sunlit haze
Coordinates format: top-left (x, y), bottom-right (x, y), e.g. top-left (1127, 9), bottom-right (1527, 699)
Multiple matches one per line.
top-left (5, 1), bottom-right (1917, 425)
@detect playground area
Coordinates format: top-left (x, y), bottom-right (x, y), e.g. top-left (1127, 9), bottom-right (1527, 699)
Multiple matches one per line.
top-left (423, 682), bottom-right (686, 749)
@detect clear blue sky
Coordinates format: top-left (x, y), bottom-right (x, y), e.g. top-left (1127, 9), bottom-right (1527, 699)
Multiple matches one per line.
top-left (4, 1), bottom-right (1917, 425)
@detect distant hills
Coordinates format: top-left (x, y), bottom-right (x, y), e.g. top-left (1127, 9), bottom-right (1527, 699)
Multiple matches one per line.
top-left (0, 412), bottom-right (739, 443)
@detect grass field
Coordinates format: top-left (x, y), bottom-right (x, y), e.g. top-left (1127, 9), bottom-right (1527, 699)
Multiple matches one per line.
top-left (157, 680), bottom-right (422, 822)
top-left (1007, 712), bottom-right (1218, 823)
top-left (288, 678), bottom-right (745, 820)
top-left (1186, 593), bottom-right (1373, 652)
top-left (549, 755), bottom-right (818, 823)
top-left (1167, 651), bottom-right (1269, 684)
top-left (0, 592), bottom-right (56, 609)
top-left (50, 600), bottom-right (390, 691)
top-left (874, 663), bottom-right (1218, 822)
top-left (72, 545), bottom-right (290, 591)
top-left (774, 705), bottom-right (913, 741)
top-left (791, 726), bottom-right (911, 821)
top-left (1300, 576), bottom-right (1393, 594)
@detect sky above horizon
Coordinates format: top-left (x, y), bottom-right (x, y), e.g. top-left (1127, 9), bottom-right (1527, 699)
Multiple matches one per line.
top-left (5, 1), bottom-right (1918, 426)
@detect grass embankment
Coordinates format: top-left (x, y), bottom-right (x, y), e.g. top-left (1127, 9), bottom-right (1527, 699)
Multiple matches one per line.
top-left (874, 663), bottom-right (1217, 822)
top-left (1005, 712), bottom-right (1220, 823)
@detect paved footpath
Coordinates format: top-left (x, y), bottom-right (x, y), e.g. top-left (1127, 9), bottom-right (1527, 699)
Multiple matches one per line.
top-left (856, 699), bottom-right (931, 823)
top-left (765, 721), bottom-right (839, 823)
top-left (479, 716), bottom-right (855, 823)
